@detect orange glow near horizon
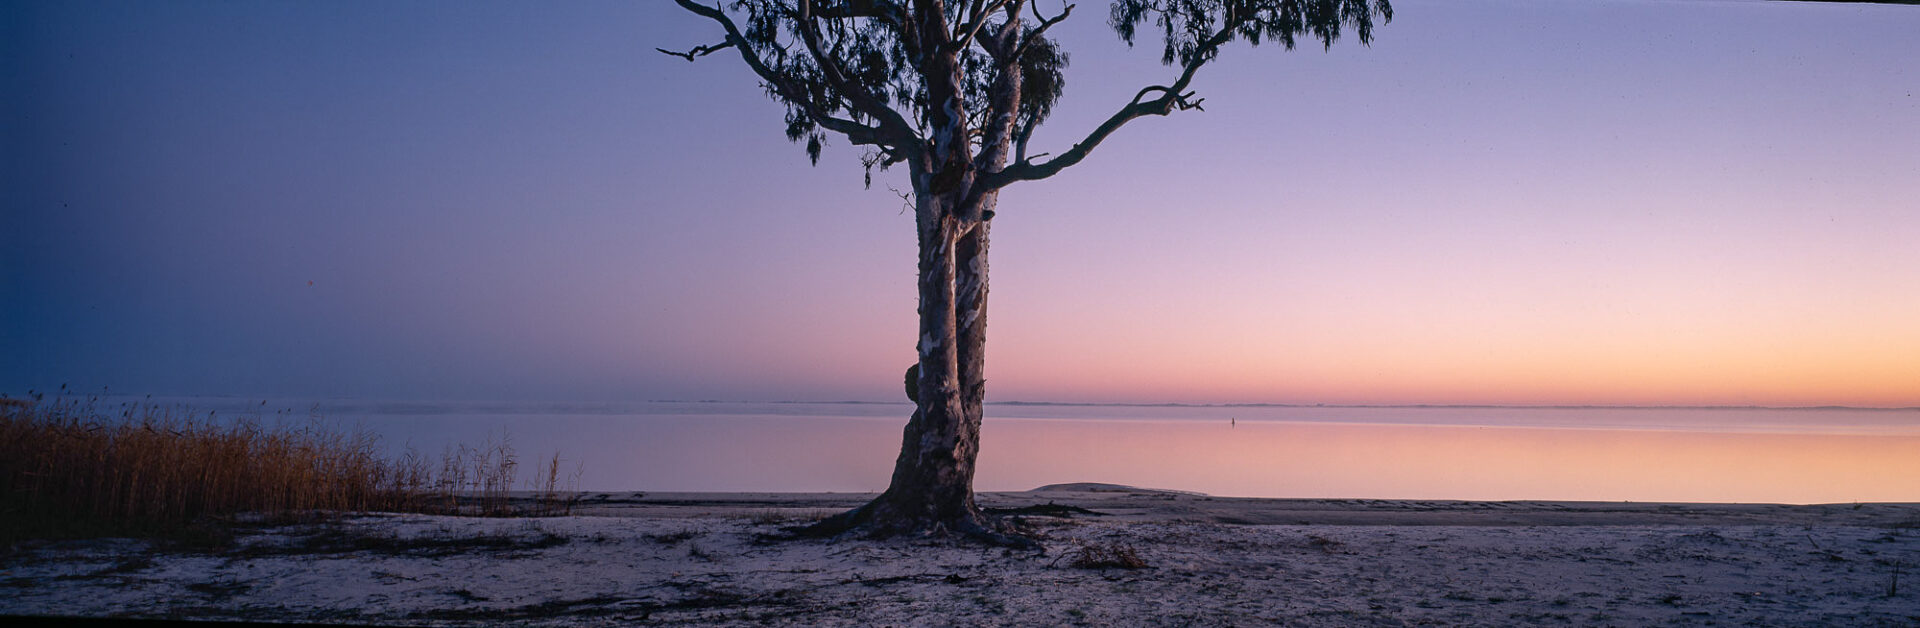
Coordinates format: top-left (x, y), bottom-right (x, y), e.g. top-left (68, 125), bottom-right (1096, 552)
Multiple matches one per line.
top-left (982, 327), bottom-right (1920, 407)
top-left (976, 420), bottom-right (1920, 503)
top-left (982, 260), bottom-right (1920, 406)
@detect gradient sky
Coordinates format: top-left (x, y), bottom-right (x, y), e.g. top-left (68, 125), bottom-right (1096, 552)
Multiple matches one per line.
top-left (4, 0), bottom-right (1917, 406)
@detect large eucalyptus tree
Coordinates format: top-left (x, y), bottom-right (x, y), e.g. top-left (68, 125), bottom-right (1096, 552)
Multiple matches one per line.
top-left (664, 0), bottom-right (1391, 543)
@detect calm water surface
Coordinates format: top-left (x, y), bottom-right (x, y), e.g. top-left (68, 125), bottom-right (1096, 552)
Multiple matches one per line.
top-left (131, 399), bottom-right (1920, 503)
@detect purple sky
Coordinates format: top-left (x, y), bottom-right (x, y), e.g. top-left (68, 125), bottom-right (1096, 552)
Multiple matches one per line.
top-left (5, 0), bottom-right (1917, 405)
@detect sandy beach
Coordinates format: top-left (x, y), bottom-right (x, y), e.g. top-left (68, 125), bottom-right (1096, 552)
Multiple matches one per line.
top-left (4, 484), bottom-right (1918, 625)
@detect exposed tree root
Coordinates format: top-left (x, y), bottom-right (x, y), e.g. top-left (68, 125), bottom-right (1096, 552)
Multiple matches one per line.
top-left (788, 498), bottom-right (1040, 550)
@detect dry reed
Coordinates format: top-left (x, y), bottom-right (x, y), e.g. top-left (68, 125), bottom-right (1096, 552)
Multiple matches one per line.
top-left (0, 395), bottom-right (579, 540)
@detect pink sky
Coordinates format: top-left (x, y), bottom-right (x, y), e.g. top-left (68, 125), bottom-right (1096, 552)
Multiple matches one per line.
top-left (6, 0), bottom-right (1917, 406)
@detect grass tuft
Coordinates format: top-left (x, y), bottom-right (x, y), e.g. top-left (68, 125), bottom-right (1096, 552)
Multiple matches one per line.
top-left (1061, 541), bottom-right (1148, 569)
top-left (747, 509), bottom-right (835, 525)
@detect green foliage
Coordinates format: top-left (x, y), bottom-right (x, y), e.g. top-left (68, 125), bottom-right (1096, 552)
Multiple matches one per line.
top-left (676, 1), bottom-right (1389, 183)
top-left (1111, 0), bottom-right (1393, 65)
top-left (721, 1), bottom-right (1071, 175)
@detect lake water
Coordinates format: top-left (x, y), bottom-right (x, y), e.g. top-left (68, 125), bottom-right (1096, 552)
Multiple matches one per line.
top-left (117, 398), bottom-right (1920, 504)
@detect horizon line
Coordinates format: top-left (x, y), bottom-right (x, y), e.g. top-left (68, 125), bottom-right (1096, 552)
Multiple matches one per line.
top-left (21, 391), bottom-right (1919, 412)
top-left (704, 400), bottom-right (1920, 412)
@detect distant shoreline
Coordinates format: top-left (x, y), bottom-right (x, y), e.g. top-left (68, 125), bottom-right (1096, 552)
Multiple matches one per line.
top-left (562, 485), bottom-right (1920, 528)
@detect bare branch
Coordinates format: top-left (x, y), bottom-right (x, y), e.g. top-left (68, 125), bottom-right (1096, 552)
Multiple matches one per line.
top-left (1013, 123), bottom-right (1034, 163)
top-left (985, 18), bottom-right (1233, 187)
top-left (794, 0), bottom-right (918, 136)
top-left (991, 0), bottom-right (1029, 50)
top-left (655, 41), bottom-right (735, 62)
top-left (1130, 85), bottom-right (1204, 111)
top-left (952, 0), bottom-right (1012, 54)
top-left (671, 0), bottom-right (913, 152)
top-left (970, 0), bottom-right (1028, 175)
top-left (1006, 2), bottom-right (1071, 67)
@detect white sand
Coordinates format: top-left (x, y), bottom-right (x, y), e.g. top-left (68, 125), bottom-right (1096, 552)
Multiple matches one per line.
top-left (4, 487), bottom-right (1918, 625)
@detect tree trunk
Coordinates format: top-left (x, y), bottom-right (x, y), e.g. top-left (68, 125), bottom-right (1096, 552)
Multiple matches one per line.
top-left (803, 188), bottom-right (1023, 545)
top-left (801, 10), bottom-right (1027, 545)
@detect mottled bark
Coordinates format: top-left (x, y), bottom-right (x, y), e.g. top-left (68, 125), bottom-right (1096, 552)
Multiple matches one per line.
top-left (802, 5), bottom-right (1024, 544)
top-left (804, 182), bottom-right (1020, 544)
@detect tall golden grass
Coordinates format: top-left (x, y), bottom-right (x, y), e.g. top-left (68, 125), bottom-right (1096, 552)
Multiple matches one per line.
top-left (0, 396), bottom-right (578, 539)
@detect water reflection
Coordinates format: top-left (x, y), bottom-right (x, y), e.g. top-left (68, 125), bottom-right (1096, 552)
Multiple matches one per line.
top-left (979, 419), bottom-right (1920, 503)
top-left (324, 408), bottom-right (1918, 504)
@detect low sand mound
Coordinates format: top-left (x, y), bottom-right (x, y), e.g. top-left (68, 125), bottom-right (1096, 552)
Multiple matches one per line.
top-left (1026, 482), bottom-right (1207, 496)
